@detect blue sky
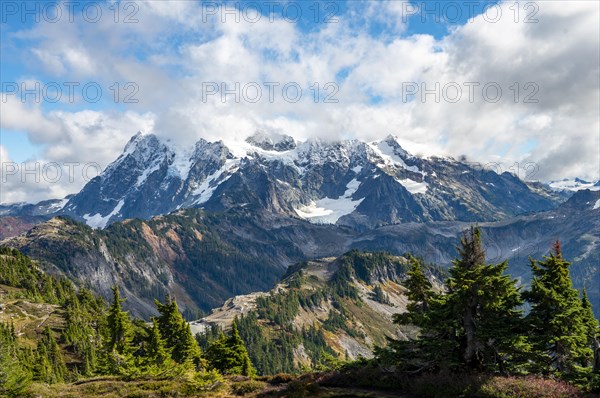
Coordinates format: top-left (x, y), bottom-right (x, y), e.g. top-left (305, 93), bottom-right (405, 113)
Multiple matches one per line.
top-left (0, 0), bottom-right (598, 202)
top-left (0, 0), bottom-right (498, 161)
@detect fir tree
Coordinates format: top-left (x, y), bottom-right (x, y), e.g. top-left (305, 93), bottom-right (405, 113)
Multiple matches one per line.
top-left (580, 288), bottom-right (600, 370)
top-left (444, 227), bottom-right (526, 371)
top-left (102, 284), bottom-right (135, 374)
top-left (206, 322), bottom-right (256, 376)
top-left (386, 227), bottom-right (527, 373)
top-left (394, 255), bottom-right (434, 327)
top-left (144, 319), bottom-right (170, 369)
top-left (155, 297), bottom-right (203, 368)
top-left (155, 296), bottom-right (182, 351)
top-left (523, 241), bottom-right (591, 375)
top-left (0, 323), bottom-right (31, 396)
top-left (33, 327), bottom-right (67, 384)
top-left (172, 318), bottom-right (202, 368)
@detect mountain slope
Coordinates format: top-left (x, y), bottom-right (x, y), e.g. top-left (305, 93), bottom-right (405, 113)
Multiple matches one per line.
top-left (42, 132), bottom-right (563, 229)
top-left (3, 190), bottom-right (598, 319)
top-left (1, 211), bottom-right (293, 318)
top-left (193, 251), bottom-right (444, 374)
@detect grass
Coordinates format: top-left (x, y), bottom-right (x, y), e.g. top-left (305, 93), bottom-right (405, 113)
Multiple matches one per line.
top-left (18, 371), bottom-right (594, 398)
top-left (316, 366), bottom-right (593, 398)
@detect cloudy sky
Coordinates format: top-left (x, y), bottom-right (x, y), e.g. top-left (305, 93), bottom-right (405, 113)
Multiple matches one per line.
top-left (1, 0), bottom-right (599, 203)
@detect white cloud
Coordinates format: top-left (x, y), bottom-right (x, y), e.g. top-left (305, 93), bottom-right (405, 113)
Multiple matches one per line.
top-left (1, 0), bottom-right (598, 203)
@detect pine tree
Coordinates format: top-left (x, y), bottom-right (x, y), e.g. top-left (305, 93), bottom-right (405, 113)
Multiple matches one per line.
top-left (0, 323), bottom-right (31, 396)
top-left (102, 285), bottom-right (135, 374)
top-left (144, 319), bottom-right (171, 369)
top-left (443, 227), bottom-right (526, 371)
top-left (172, 318), bottom-right (202, 368)
top-left (386, 227), bottom-right (527, 372)
top-left (580, 288), bottom-right (600, 370)
top-left (394, 255), bottom-right (434, 327)
top-left (155, 296), bottom-right (182, 351)
top-left (523, 241), bottom-right (591, 375)
top-left (229, 322), bottom-right (256, 376)
top-left (205, 322), bottom-right (256, 375)
top-left (33, 327), bottom-right (67, 384)
top-left (155, 297), bottom-right (203, 368)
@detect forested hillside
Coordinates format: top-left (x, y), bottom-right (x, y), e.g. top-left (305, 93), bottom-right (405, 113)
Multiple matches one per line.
top-left (195, 251), bottom-right (444, 374)
top-left (2, 233), bottom-right (599, 397)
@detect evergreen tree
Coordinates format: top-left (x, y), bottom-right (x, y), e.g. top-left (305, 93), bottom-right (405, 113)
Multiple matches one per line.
top-left (102, 285), bottom-right (135, 374)
top-left (394, 255), bottom-right (434, 327)
top-left (440, 227), bottom-right (526, 370)
top-left (172, 318), bottom-right (202, 368)
top-left (33, 327), bottom-right (67, 384)
top-left (155, 297), bottom-right (203, 368)
top-left (205, 322), bottom-right (256, 376)
top-left (0, 323), bottom-right (31, 396)
top-left (386, 227), bottom-right (527, 373)
top-left (228, 322), bottom-right (256, 376)
top-left (523, 241), bottom-right (591, 375)
top-left (144, 319), bottom-right (171, 369)
top-left (580, 289), bottom-right (600, 370)
top-left (155, 296), bottom-right (182, 351)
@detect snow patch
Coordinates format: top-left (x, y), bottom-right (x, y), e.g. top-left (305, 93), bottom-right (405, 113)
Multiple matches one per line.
top-left (48, 198), bottom-right (69, 211)
top-left (369, 141), bottom-right (420, 173)
top-left (548, 178), bottom-right (600, 192)
top-left (593, 199), bottom-right (600, 210)
top-left (193, 159), bottom-right (238, 205)
top-left (295, 179), bottom-right (364, 224)
top-left (83, 199), bottom-right (125, 229)
top-left (395, 178), bottom-right (428, 194)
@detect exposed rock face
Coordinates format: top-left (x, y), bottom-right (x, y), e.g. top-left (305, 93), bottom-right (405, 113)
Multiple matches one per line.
top-left (22, 132), bottom-right (562, 229)
top-left (193, 251), bottom-right (441, 363)
top-left (3, 190), bottom-right (599, 319)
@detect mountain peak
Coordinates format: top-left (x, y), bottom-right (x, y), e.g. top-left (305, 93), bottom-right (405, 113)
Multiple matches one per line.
top-left (245, 131), bottom-right (296, 152)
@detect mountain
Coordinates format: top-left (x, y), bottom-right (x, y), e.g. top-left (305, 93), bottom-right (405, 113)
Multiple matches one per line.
top-left (193, 251), bottom-right (444, 373)
top-left (0, 197), bottom-right (70, 218)
top-left (33, 132), bottom-right (562, 229)
top-left (547, 177), bottom-right (600, 192)
top-left (3, 189), bottom-right (598, 319)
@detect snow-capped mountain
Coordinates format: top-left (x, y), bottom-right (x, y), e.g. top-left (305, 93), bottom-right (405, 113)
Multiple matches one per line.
top-left (547, 178), bottom-right (600, 192)
top-left (52, 131), bottom-right (562, 229)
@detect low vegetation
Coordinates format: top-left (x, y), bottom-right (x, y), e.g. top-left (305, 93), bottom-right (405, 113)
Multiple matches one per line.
top-left (1, 225), bottom-right (599, 397)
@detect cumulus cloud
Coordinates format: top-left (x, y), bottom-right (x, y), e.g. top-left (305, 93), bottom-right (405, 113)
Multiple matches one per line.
top-left (0, 0), bottom-right (598, 202)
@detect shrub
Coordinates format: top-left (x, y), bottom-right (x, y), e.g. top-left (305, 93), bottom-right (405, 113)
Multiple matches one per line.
top-left (231, 379), bottom-right (266, 396)
top-left (183, 369), bottom-right (224, 394)
top-left (267, 373), bottom-right (297, 385)
top-left (477, 376), bottom-right (581, 398)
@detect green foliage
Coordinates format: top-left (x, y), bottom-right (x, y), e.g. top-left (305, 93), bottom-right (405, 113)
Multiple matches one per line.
top-left (385, 227), bottom-right (529, 373)
top-left (0, 247), bottom-right (74, 305)
top-left (142, 319), bottom-right (171, 370)
top-left (394, 255), bottom-right (434, 327)
top-left (61, 288), bottom-right (106, 376)
top-left (0, 322), bottom-right (32, 396)
top-left (523, 241), bottom-right (593, 375)
top-left (256, 291), bottom-right (300, 325)
top-left (155, 296), bottom-right (202, 368)
top-left (580, 289), bottom-right (600, 371)
top-left (101, 285), bottom-right (135, 375)
top-left (33, 327), bottom-right (67, 384)
top-left (205, 322), bottom-right (256, 376)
